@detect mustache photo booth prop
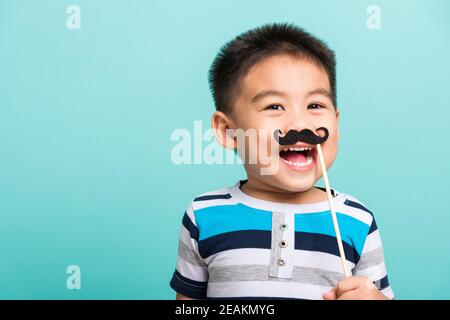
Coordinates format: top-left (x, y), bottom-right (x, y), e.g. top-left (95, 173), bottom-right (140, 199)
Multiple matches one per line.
top-left (274, 127), bottom-right (329, 146)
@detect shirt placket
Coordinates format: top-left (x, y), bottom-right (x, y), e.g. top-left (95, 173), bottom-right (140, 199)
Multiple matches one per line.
top-left (269, 211), bottom-right (295, 279)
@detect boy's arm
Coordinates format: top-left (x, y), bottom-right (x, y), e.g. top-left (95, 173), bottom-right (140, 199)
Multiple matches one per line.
top-left (170, 206), bottom-right (209, 299)
top-left (352, 216), bottom-right (394, 298)
top-left (324, 214), bottom-right (394, 300)
top-left (176, 293), bottom-right (195, 300)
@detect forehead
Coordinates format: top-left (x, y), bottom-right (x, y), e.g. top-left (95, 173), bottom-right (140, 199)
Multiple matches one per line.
top-left (237, 54), bottom-right (331, 101)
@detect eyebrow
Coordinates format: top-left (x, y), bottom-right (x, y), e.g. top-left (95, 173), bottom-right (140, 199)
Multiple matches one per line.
top-left (307, 88), bottom-right (333, 101)
top-left (250, 89), bottom-right (288, 103)
top-left (250, 88), bottom-right (333, 103)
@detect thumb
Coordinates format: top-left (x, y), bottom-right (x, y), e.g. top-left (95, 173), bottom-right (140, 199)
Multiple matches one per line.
top-left (323, 288), bottom-right (337, 300)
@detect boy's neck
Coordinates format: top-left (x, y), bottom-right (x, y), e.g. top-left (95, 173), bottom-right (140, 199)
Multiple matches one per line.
top-left (240, 176), bottom-right (329, 205)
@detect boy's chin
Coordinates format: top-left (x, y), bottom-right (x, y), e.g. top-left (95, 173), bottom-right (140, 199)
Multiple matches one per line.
top-left (273, 166), bottom-right (319, 193)
top-left (276, 178), bottom-right (317, 193)
top-left (259, 173), bottom-right (318, 194)
top-left (247, 162), bottom-right (319, 192)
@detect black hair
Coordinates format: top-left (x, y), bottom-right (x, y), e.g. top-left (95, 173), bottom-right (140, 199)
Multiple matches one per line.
top-left (208, 22), bottom-right (337, 113)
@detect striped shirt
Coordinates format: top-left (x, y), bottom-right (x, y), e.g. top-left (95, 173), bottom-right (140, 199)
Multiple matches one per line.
top-left (170, 180), bottom-right (394, 300)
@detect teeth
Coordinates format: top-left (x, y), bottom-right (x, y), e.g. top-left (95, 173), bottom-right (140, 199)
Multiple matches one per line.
top-left (283, 146), bottom-right (313, 152)
top-left (283, 156), bottom-right (314, 167)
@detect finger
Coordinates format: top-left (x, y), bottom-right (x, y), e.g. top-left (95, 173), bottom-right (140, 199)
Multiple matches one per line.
top-left (337, 290), bottom-right (362, 300)
top-left (336, 276), bottom-right (370, 296)
top-left (323, 288), bottom-right (337, 300)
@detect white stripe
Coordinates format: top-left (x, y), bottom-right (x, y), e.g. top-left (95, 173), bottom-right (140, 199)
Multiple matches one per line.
top-left (190, 188), bottom-right (236, 210)
top-left (185, 204), bottom-right (196, 222)
top-left (207, 280), bottom-right (332, 299)
top-left (195, 187), bottom-right (231, 197)
top-left (344, 195), bottom-right (370, 208)
top-left (204, 248), bottom-right (355, 274)
top-left (354, 262), bottom-right (388, 281)
top-left (176, 258), bottom-right (208, 282)
top-left (204, 248), bottom-right (269, 266)
top-left (381, 286), bottom-right (395, 299)
top-left (179, 224), bottom-right (198, 248)
top-left (335, 202), bottom-right (373, 226)
top-left (192, 198), bottom-right (238, 211)
top-left (229, 184), bottom-right (348, 214)
top-left (361, 230), bottom-right (383, 252)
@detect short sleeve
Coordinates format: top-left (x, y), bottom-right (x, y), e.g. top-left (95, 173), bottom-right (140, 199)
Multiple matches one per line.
top-left (169, 204), bottom-right (208, 299)
top-left (353, 217), bottom-right (394, 299)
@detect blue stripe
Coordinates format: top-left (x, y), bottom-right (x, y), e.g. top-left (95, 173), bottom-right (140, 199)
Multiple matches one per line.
top-left (194, 204), bottom-right (370, 256)
top-left (195, 203), bottom-right (272, 240)
top-left (182, 212), bottom-right (199, 241)
top-left (343, 199), bottom-right (377, 236)
top-left (194, 194), bottom-right (232, 201)
top-left (197, 230), bottom-right (359, 263)
top-left (295, 213), bottom-right (369, 256)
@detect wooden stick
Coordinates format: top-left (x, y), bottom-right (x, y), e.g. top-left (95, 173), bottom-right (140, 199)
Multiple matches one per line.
top-left (316, 144), bottom-right (351, 277)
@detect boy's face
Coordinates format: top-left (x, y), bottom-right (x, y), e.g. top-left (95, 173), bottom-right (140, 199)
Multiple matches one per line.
top-left (215, 54), bottom-right (340, 193)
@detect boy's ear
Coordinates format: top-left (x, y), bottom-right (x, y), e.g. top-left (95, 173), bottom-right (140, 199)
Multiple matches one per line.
top-left (335, 108), bottom-right (340, 140)
top-left (211, 111), bottom-right (236, 150)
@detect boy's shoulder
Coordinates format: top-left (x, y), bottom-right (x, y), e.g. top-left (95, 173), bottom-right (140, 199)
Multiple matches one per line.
top-left (187, 184), bottom-right (237, 213)
top-left (185, 182), bottom-right (377, 228)
top-left (336, 192), bottom-right (376, 228)
top-left (340, 193), bottom-right (374, 215)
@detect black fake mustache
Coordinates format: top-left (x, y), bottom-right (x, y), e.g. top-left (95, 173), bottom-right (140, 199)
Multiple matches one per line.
top-left (274, 127), bottom-right (329, 145)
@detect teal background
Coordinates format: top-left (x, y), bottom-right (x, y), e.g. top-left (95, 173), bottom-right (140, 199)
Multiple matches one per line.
top-left (1, 0), bottom-right (449, 299)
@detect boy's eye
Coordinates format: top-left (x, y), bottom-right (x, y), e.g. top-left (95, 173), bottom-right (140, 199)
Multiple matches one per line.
top-left (266, 104), bottom-right (285, 111)
top-left (307, 103), bottom-right (325, 110)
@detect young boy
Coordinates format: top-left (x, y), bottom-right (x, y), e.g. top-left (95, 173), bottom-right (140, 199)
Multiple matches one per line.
top-left (170, 23), bottom-right (394, 300)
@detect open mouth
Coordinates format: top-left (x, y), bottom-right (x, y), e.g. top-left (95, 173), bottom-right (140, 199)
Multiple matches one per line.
top-left (279, 145), bottom-right (316, 169)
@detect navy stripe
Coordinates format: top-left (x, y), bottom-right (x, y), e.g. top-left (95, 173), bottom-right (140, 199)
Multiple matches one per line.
top-left (173, 270), bottom-right (207, 287)
top-left (182, 212), bottom-right (199, 241)
top-left (198, 230), bottom-right (359, 263)
top-left (169, 270), bottom-right (207, 299)
top-left (194, 194), bottom-right (232, 202)
top-left (368, 218), bottom-right (378, 235)
top-left (315, 186), bottom-right (336, 197)
top-left (374, 275), bottom-right (390, 291)
top-left (198, 230), bottom-right (270, 258)
top-left (295, 232), bottom-right (359, 264)
top-left (343, 199), bottom-right (373, 217)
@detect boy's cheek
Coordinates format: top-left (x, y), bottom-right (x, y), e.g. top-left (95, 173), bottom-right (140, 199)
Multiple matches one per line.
top-left (323, 132), bottom-right (339, 166)
top-left (247, 130), bottom-right (281, 162)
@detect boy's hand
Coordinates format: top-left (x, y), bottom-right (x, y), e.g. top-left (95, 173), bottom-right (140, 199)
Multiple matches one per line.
top-left (323, 276), bottom-right (389, 300)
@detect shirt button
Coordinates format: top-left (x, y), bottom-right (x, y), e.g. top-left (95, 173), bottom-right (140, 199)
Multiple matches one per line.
top-left (277, 258), bottom-right (286, 266)
top-left (279, 240), bottom-right (288, 248)
top-left (280, 223), bottom-right (288, 231)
